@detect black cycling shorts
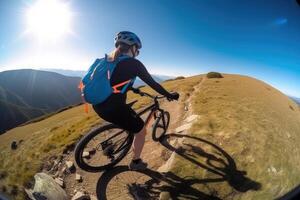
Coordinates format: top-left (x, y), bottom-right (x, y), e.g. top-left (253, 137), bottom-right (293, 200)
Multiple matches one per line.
top-left (92, 104), bottom-right (144, 134)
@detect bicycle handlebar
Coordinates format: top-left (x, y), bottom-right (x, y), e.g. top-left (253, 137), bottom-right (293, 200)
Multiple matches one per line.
top-left (131, 88), bottom-right (170, 101)
top-left (139, 91), bottom-right (165, 99)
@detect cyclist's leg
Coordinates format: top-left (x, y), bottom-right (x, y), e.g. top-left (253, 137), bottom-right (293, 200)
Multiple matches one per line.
top-left (132, 125), bottom-right (146, 160)
top-left (93, 103), bottom-right (146, 159)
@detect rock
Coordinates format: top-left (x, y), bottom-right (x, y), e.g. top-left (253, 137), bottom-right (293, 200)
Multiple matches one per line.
top-left (55, 177), bottom-right (64, 188)
top-left (50, 160), bottom-right (60, 172)
top-left (82, 151), bottom-right (90, 158)
top-left (184, 115), bottom-right (199, 123)
top-left (24, 189), bottom-right (36, 200)
top-left (267, 166), bottom-right (277, 174)
top-left (271, 166), bottom-right (277, 173)
top-left (53, 170), bottom-right (60, 178)
top-left (75, 174), bottom-right (82, 182)
top-left (158, 153), bottom-right (176, 173)
top-left (44, 161), bottom-right (53, 171)
top-left (175, 123), bottom-right (193, 133)
top-left (11, 141), bottom-right (18, 150)
top-left (71, 191), bottom-right (90, 200)
top-left (90, 195), bottom-right (97, 200)
top-left (25, 173), bottom-right (68, 200)
top-left (60, 166), bottom-right (67, 176)
top-left (66, 161), bottom-right (74, 169)
top-left (184, 105), bottom-right (188, 111)
top-left (66, 161), bottom-right (75, 172)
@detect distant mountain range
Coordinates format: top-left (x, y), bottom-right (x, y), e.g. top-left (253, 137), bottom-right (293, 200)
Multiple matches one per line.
top-left (289, 96), bottom-right (300, 105)
top-left (41, 68), bottom-right (86, 78)
top-left (0, 68), bottom-right (174, 134)
top-left (0, 69), bottom-right (82, 134)
top-left (41, 68), bottom-right (174, 87)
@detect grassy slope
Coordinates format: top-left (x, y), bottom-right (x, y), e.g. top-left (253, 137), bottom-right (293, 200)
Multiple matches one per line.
top-left (0, 75), bottom-right (202, 199)
top-left (0, 105), bottom-right (100, 198)
top-left (167, 74), bottom-right (300, 199)
top-left (0, 100), bottom-right (47, 132)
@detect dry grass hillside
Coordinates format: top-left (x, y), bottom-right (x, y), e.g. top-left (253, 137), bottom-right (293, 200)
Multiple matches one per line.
top-left (1, 73), bottom-right (300, 199)
top-left (162, 74), bottom-right (300, 199)
top-left (0, 75), bottom-right (201, 199)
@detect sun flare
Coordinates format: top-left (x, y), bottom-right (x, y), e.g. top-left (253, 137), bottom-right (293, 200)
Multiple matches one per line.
top-left (26, 0), bottom-right (73, 42)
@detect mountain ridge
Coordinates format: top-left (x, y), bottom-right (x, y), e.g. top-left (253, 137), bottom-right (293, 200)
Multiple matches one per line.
top-left (40, 68), bottom-right (175, 86)
top-left (0, 69), bottom-right (82, 133)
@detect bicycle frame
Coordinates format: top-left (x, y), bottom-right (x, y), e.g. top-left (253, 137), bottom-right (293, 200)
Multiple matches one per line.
top-left (102, 99), bottom-right (161, 143)
top-left (101, 98), bottom-right (164, 156)
top-left (136, 97), bottom-right (164, 127)
top-left (102, 97), bottom-right (163, 149)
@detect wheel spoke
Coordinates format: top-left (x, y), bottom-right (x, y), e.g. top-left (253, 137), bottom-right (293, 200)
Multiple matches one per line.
top-left (75, 125), bottom-right (133, 171)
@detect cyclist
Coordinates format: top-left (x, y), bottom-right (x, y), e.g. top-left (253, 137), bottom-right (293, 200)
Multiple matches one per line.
top-left (92, 31), bottom-right (179, 170)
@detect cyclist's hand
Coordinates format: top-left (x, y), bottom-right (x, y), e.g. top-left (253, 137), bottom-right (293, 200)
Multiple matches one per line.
top-left (131, 87), bottom-right (140, 94)
top-left (167, 92), bottom-right (180, 101)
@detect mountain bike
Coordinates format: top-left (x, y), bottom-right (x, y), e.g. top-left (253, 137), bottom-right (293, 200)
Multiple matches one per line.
top-left (74, 89), bottom-right (174, 172)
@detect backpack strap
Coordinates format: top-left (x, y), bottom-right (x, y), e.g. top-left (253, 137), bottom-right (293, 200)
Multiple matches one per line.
top-left (121, 77), bottom-right (136, 93)
top-left (112, 77), bottom-right (136, 94)
top-left (107, 54), bottom-right (135, 94)
top-left (78, 81), bottom-right (89, 113)
top-left (90, 59), bottom-right (102, 80)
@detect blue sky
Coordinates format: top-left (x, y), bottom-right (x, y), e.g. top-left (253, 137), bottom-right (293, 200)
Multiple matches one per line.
top-left (0, 0), bottom-right (300, 96)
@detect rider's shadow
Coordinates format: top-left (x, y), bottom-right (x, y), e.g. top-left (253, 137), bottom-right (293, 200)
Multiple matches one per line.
top-left (96, 165), bottom-right (222, 200)
top-left (96, 133), bottom-right (261, 200)
top-left (160, 133), bottom-right (262, 193)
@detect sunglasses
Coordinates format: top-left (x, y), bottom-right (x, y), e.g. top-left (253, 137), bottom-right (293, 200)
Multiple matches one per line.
top-left (135, 49), bottom-right (139, 56)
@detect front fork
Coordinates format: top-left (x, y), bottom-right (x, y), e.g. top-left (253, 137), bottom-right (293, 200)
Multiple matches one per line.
top-left (146, 108), bottom-right (165, 128)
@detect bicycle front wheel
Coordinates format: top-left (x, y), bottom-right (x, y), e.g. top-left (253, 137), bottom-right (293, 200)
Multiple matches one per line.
top-left (74, 124), bottom-right (134, 172)
top-left (152, 111), bottom-right (170, 141)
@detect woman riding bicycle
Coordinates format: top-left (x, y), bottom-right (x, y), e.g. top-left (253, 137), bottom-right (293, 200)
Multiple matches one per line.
top-left (92, 31), bottom-right (179, 170)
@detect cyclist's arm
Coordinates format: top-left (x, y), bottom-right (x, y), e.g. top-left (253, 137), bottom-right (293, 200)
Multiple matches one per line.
top-left (135, 61), bottom-right (171, 97)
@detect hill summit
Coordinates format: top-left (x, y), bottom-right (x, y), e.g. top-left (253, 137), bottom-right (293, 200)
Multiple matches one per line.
top-left (160, 74), bottom-right (300, 199)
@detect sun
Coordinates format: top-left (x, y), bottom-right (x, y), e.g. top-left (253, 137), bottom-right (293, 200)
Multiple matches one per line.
top-left (25, 0), bottom-right (73, 42)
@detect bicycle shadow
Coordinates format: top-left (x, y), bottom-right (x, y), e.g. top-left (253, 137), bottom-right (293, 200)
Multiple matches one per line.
top-left (96, 133), bottom-right (261, 199)
top-left (96, 165), bottom-right (221, 200)
top-left (160, 133), bottom-right (262, 193)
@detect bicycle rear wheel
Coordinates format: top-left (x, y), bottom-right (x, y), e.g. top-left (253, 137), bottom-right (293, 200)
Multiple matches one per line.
top-left (152, 111), bottom-right (170, 141)
top-left (74, 124), bottom-right (134, 172)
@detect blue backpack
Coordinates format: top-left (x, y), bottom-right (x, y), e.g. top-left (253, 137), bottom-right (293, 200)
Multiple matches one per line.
top-left (79, 54), bottom-right (136, 105)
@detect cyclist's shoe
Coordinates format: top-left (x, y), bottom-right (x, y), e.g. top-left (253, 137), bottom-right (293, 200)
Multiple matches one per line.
top-left (129, 159), bottom-right (148, 170)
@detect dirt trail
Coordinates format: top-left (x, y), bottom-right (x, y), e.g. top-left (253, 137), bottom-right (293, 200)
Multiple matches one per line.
top-left (61, 78), bottom-right (205, 198)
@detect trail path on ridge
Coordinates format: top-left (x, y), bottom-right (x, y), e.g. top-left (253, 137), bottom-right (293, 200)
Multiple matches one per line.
top-left (62, 77), bottom-right (205, 198)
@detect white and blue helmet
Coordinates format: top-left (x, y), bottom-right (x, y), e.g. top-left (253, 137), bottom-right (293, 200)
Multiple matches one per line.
top-left (114, 31), bottom-right (142, 49)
